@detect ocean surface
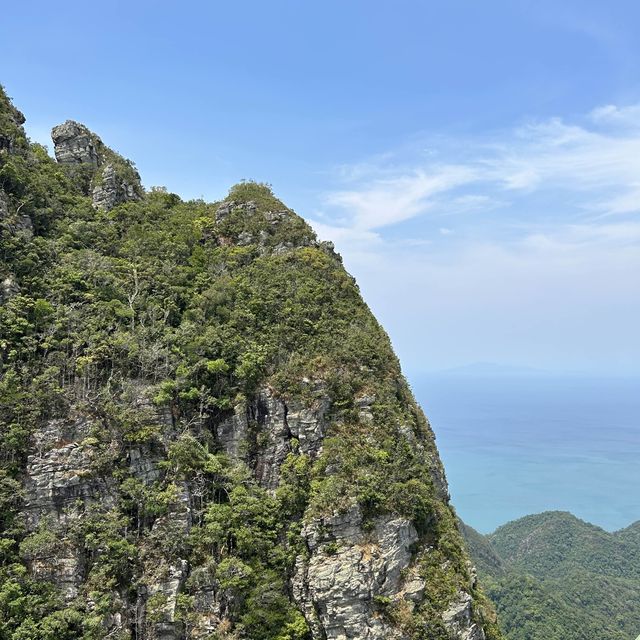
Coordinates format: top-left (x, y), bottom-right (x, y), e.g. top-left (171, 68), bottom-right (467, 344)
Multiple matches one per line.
top-left (409, 374), bottom-right (640, 534)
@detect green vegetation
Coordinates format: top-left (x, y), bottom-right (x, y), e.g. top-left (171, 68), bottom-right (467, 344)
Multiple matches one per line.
top-left (0, 85), bottom-right (501, 639)
top-left (461, 512), bottom-right (640, 640)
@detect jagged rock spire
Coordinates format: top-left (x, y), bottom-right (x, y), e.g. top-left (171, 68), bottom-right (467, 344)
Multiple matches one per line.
top-left (51, 120), bottom-right (102, 165)
top-left (50, 119), bottom-right (143, 211)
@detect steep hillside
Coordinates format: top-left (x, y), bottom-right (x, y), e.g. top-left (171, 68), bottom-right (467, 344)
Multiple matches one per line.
top-left (613, 520), bottom-right (640, 546)
top-left (0, 85), bottom-right (500, 640)
top-left (457, 521), bottom-right (504, 578)
top-left (461, 513), bottom-right (640, 640)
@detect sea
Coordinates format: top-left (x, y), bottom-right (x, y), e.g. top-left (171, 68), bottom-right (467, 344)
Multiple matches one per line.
top-left (408, 373), bottom-right (640, 534)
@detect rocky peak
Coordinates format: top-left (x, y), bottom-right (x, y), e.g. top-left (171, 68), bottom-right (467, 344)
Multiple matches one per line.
top-left (51, 120), bottom-right (102, 165)
top-left (211, 185), bottom-right (321, 256)
top-left (51, 119), bottom-right (143, 210)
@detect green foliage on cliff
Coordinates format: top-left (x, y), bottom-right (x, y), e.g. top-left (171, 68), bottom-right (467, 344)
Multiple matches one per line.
top-left (462, 512), bottom-right (640, 640)
top-left (0, 85), bottom-right (501, 639)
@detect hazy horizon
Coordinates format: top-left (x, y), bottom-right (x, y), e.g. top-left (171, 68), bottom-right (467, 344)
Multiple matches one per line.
top-left (408, 361), bottom-right (640, 378)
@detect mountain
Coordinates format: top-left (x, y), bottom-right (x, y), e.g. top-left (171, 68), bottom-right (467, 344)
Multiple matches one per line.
top-left (461, 512), bottom-right (640, 640)
top-left (489, 511), bottom-right (640, 580)
top-left (0, 85), bottom-right (501, 640)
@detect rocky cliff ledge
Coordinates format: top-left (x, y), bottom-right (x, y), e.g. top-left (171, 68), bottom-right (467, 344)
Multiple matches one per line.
top-left (0, 84), bottom-right (501, 640)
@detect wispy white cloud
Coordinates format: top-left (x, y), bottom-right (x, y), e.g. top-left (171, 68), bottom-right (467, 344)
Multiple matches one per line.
top-left (594, 183), bottom-right (640, 215)
top-left (589, 103), bottom-right (640, 129)
top-left (492, 117), bottom-right (640, 199)
top-left (311, 103), bottom-right (640, 375)
top-left (315, 102), bottom-right (640, 244)
top-left (326, 165), bottom-right (477, 230)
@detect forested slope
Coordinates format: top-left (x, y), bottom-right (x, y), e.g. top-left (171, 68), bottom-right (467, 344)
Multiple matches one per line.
top-left (462, 512), bottom-right (640, 640)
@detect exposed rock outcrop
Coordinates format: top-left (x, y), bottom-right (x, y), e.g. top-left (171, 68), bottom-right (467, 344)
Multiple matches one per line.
top-left (24, 431), bottom-right (115, 528)
top-left (51, 119), bottom-right (143, 210)
top-left (51, 120), bottom-right (101, 165)
top-left (92, 161), bottom-right (142, 211)
top-left (214, 199), bottom-right (317, 255)
top-left (443, 591), bottom-right (486, 640)
top-left (294, 505), bottom-right (421, 640)
top-left (142, 484), bottom-right (191, 640)
top-left (216, 384), bottom-right (330, 489)
top-left (0, 274), bottom-right (20, 301)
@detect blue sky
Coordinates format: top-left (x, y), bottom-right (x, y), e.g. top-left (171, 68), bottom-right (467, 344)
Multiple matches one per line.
top-left (2, 0), bottom-right (640, 375)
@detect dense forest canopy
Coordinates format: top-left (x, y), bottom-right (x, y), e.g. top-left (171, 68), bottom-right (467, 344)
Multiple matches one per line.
top-left (462, 512), bottom-right (640, 640)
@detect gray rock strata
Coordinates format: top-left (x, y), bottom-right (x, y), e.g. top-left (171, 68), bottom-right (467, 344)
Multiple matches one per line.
top-left (293, 504), bottom-right (420, 640)
top-left (51, 120), bottom-right (142, 210)
top-left (92, 161), bottom-right (142, 210)
top-left (51, 120), bottom-right (101, 165)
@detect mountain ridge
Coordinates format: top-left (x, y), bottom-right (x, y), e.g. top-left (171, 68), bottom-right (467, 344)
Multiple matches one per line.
top-left (461, 510), bottom-right (640, 640)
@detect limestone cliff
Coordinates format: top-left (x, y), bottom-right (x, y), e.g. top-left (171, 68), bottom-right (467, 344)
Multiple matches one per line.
top-left (0, 84), bottom-right (501, 640)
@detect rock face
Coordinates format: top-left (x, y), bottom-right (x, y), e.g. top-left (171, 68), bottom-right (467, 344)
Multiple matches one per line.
top-left (15, 383), bottom-right (489, 640)
top-left (0, 87), bottom-right (501, 640)
top-left (0, 274), bottom-right (20, 301)
top-left (51, 119), bottom-right (143, 210)
top-left (51, 120), bottom-right (101, 165)
top-left (24, 417), bottom-right (115, 529)
top-left (443, 592), bottom-right (486, 640)
top-left (294, 506), bottom-right (421, 640)
top-left (215, 386), bottom-right (330, 490)
top-left (21, 415), bottom-right (115, 599)
top-left (91, 162), bottom-right (142, 211)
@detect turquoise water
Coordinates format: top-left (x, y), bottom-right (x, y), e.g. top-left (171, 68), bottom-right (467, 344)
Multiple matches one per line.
top-left (409, 374), bottom-right (640, 534)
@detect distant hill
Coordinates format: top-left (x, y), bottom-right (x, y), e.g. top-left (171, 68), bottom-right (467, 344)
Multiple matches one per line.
top-left (458, 520), bottom-right (505, 577)
top-left (616, 520), bottom-right (640, 546)
top-left (461, 511), bottom-right (640, 640)
top-left (489, 510), bottom-right (640, 580)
